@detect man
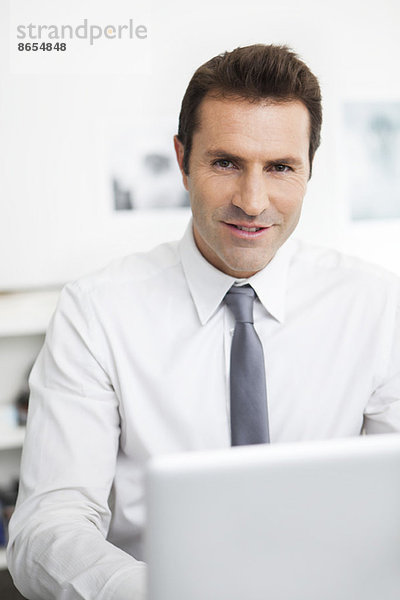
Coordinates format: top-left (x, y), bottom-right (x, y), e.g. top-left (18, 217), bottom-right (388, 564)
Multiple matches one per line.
top-left (7, 44), bottom-right (400, 599)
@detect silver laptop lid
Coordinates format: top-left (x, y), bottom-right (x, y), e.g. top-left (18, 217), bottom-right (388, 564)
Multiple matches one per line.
top-left (146, 434), bottom-right (400, 600)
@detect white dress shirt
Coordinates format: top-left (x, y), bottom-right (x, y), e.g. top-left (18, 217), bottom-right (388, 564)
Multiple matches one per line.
top-left (7, 220), bottom-right (400, 600)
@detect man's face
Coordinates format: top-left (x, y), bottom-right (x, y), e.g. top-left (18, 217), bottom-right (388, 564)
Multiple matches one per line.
top-left (174, 95), bottom-right (311, 278)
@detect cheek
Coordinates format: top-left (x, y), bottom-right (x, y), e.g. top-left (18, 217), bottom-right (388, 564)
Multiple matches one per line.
top-left (279, 197), bottom-right (304, 219)
top-left (190, 173), bottom-right (232, 207)
top-left (272, 178), bottom-right (306, 206)
top-left (269, 196), bottom-right (303, 227)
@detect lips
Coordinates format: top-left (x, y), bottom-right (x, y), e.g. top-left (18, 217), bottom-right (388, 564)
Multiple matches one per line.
top-left (225, 221), bottom-right (271, 231)
top-left (233, 225), bottom-right (263, 232)
top-left (223, 222), bottom-right (273, 239)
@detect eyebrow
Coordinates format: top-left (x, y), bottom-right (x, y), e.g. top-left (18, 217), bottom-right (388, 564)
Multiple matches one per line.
top-left (205, 149), bottom-right (304, 167)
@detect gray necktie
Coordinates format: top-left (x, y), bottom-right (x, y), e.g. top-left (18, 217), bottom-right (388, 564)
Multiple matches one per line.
top-left (225, 285), bottom-right (270, 446)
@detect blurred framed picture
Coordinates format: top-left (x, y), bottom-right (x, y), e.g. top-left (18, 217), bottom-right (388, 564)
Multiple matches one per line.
top-left (343, 102), bottom-right (400, 221)
top-left (108, 117), bottom-right (189, 211)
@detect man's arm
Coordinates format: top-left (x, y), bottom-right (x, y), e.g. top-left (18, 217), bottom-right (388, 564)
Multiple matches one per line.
top-left (364, 292), bottom-right (400, 434)
top-left (7, 282), bottom-right (147, 599)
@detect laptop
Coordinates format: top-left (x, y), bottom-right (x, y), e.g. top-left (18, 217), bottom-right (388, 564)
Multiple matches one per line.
top-left (145, 434), bottom-right (400, 600)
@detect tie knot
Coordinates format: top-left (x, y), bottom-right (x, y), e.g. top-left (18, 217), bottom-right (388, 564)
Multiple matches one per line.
top-left (225, 285), bottom-right (255, 324)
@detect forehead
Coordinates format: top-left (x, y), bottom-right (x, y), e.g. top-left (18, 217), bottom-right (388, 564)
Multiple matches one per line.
top-left (194, 95), bottom-right (310, 156)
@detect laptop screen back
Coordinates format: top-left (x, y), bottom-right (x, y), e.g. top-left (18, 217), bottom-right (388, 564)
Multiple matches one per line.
top-left (146, 435), bottom-right (400, 600)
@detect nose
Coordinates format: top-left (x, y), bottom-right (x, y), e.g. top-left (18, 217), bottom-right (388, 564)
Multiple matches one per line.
top-left (231, 169), bottom-right (270, 217)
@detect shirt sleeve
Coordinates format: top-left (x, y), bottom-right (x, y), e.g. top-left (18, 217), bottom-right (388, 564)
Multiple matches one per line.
top-left (6, 281), bottom-right (147, 600)
top-left (364, 289), bottom-right (400, 434)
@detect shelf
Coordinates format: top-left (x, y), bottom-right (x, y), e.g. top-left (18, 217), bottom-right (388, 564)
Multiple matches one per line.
top-left (0, 289), bottom-right (61, 338)
top-left (0, 547), bottom-right (7, 569)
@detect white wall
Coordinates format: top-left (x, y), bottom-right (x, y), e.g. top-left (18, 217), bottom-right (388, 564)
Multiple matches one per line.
top-left (1, 0), bottom-right (400, 289)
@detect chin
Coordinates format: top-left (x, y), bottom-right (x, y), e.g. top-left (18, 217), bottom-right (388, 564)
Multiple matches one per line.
top-left (222, 261), bottom-right (268, 278)
top-left (224, 254), bottom-right (274, 277)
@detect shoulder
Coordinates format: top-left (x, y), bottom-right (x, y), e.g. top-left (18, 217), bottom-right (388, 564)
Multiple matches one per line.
top-left (62, 239), bottom-right (182, 303)
top-left (290, 237), bottom-right (400, 300)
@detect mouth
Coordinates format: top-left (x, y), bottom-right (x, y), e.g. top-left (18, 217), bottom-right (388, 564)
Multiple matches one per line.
top-left (232, 225), bottom-right (263, 232)
top-left (223, 222), bottom-right (273, 238)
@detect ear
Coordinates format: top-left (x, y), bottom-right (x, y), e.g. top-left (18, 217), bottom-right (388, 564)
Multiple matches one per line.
top-left (173, 135), bottom-right (189, 190)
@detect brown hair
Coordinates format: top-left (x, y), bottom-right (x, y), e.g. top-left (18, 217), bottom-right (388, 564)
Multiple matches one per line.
top-left (177, 44), bottom-right (322, 178)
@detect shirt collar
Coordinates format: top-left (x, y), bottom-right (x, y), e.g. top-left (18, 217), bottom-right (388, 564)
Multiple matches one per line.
top-left (178, 219), bottom-right (296, 325)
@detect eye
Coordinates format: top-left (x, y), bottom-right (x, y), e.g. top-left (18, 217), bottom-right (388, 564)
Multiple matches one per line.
top-left (213, 159), bottom-right (235, 170)
top-left (271, 163), bottom-right (291, 173)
